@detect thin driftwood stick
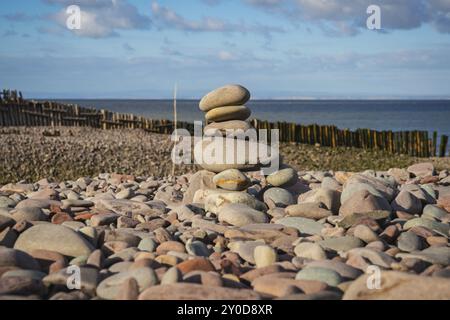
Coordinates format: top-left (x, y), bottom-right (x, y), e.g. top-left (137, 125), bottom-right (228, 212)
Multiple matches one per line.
top-left (171, 83), bottom-right (178, 177)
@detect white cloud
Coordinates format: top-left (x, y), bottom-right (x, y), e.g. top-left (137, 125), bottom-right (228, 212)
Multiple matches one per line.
top-left (151, 1), bottom-right (284, 37)
top-left (43, 0), bottom-right (151, 38)
top-left (217, 50), bottom-right (236, 61)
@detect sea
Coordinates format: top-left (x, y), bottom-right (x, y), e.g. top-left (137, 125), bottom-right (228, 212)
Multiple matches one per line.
top-left (56, 99), bottom-right (450, 141)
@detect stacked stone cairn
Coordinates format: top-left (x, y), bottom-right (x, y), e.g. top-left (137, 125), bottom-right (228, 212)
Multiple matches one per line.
top-left (198, 84), bottom-right (258, 173)
top-left (190, 84), bottom-right (302, 267)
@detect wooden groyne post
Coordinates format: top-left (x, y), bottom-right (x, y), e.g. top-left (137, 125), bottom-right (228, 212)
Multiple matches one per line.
top-left (0, 89), bottom-right (448, 157)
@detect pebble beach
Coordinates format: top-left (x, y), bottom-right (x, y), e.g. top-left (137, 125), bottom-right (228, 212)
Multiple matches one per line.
top-left (0, 162), bottom-right (450, 300)
top-left (1, 85), bottom-right (450, 300)
top-left (2, 126), bottom-right (449, 185)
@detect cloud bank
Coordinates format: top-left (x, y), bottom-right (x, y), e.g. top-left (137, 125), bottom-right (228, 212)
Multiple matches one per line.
top-left (150, 1), bottom-right (284, 37)
top-left (245, 0), bottom-right (450, 35)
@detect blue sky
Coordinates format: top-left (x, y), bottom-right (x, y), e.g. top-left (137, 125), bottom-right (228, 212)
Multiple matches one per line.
top-left (1, 0), bottom-right (450, 98)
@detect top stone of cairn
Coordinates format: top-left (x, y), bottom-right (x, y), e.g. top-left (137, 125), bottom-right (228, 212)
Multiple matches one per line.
top-left (199, 84), bottom-right (251, 112)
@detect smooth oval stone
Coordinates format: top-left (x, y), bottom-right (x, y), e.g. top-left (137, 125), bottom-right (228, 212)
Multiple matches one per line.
top-left (115, 189), bottom-right (133, 200)
top-left (138, 238), bottom-right (157, 252)
top-left (66, 191), bottom-right (80, 200)
top-left (391, 190), bottom-right (422, 215)
top-left (86, 250), bottom-right (103, 268)
top-left (115, 277), bottom-right (140, 300)
top-left (96, 267), bottom-right (158, 300)
top-left (266, 167), bottom-right (298, 188)
top-left (161, 266), bottom-right (182, 285)
top-left (285, 203), bottom-right (332, 220)
top-left (342, 174), bottom-right (397, 202)
top-left (296, 267), bottom-right (342, 287)
top-left (183, 271), bottom-right (223, 287)
top-left (96, 199), bottom-right (154, 216)
top-left (195, 137), bottom-right (278, 173)
top-left (11, 207), bottom-right (47, 222)
top-left (185, 239), bottom-right (211, 257)
top-left (213, 169), bottom-right (250, 191)
top-left (251, 274), bottom-right (327, 297)
top-left (276, 217), bottom-right (324, 236)
top-left (347, 248), bottom-right (396, 268)
top-left (229, 241), bottom-right (265, 264)
top-left (183, 170), bottom-right (216, 204)
top-left (321, 177), bottom-right (342, 191)
top-left (387, 168), bottom-right (410, 183)
top-left (253, 245), bottom-right (277, 268)
top-left (306, 260), bottom-right (362, 280)
top-left (90, 212), bottom-right (119, 227)
top-left (339, 190), bottom-right (391, 217)
top-left (171, 205), bottom-right (202, 222)
top-left (396, 246), bottom-right (450, 266)
top-left (318, 236), bottom-right (364, 252)
top-left (366, 240), bottom-right (387, 253)
top-left (218, 203), bottom-right (268, 227)
top-left (422, 204), bottom-right (448, 220)
top-left (43, 267), bottom-right (99, 295)
top-left (156, 241), bottom-right (186, 255)
top-left (263, 188), bottom-right (294, 208)
top-left (397, 232), bottom-right (422, 252)
top-left (341, 182), bottom-right (384, 204)
top-left (0, 248), bottom-right (40, 270)
top-left (343, 271), bottom-right (450, 300)
top-left (1, 183), bottom-right (34, 193)
top-left (0, 276), bottom-right (45, 296)
top-left (353, 224), bottom-right (379, 243)
top-left (14, 224), bottom-right (94, 258)
top-left (294, 242), bottom-right (327, 260)
top-left (15, 199), bottom-right (61, 210)
top-left (199, 84), bottom-right (250, 112)
top-left (301, 188), bottom-right (341, 214)
top-left (403, 218), bottom-right (450, 235)
top-left (205, 106), bottom-right (251, 122)
top-left (176, 258), bottom-right (215, 274)
top-left (407, 162), bottom-right (434, 178)
top-left (204, 120), bottom-right (252, 135)
top-left (0, 196), bottom-right (16, 208)
top-left (205, 191), bottom-right (258, 214)
top-left (401, 184), bottom-right (436, 204)
top-left (109, 261), bottom-right (133, 273)
top-left (1, 269), bottom-right (47, 281)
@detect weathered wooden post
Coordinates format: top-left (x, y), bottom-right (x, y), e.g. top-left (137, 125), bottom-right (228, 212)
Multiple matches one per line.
top-left (432, 131), bottom-right (438, 157)
top-left (439, 135), bottom-right (449, 157)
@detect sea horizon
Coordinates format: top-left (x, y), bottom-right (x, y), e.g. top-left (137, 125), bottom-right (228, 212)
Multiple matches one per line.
top-left (35, 97), bottom-right (450, 101)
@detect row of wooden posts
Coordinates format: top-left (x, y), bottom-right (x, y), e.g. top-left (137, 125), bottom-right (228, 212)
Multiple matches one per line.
top-left (0, 89), bottom-right (448, 157)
